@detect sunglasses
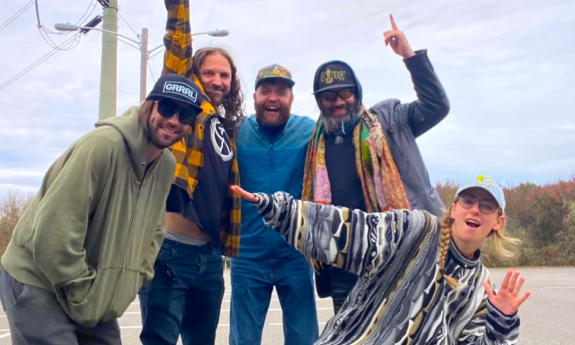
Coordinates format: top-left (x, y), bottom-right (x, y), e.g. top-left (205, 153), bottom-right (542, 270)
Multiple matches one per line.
top-left (457, 192), bottom-right (500, 215)
top-left (156, 99), bottom-right (201, 125)
top-left (320, 88), bottom-right (354, 102)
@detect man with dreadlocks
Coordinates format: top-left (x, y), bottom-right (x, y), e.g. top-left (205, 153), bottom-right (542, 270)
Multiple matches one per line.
top-left (138, 0), bottom-right (245, 344)
top-left (303, 14), bottom-right (450, 313)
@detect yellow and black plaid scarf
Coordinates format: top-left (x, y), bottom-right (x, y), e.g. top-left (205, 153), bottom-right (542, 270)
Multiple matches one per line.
top-left (163, 0), bottom-right (240, 257)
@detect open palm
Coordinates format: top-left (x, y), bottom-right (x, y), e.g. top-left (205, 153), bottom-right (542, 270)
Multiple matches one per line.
top-left (483, 269), bottom-right (531, 315)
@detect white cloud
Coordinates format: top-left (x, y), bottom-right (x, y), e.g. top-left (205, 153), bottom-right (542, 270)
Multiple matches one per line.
top-left (1, 0), bottom-right (574, 197)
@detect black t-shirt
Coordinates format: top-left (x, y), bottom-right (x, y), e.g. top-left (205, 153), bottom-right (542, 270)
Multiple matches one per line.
top-left (166, 116), bottom-right (233, 248)
top-left (324, 131), bottom-right (366, 211)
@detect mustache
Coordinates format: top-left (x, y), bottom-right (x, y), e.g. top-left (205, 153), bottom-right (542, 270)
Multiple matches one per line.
top-left (325, 103), bottom-right (353, 116)
top-left (204, 84), bottom-right (227, 93)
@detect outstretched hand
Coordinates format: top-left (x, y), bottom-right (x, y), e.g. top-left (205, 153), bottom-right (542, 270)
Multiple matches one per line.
top-left (383, 14), bottom-right (416, 59)
top-left (483, 269), bottom-right (531, 316)
top-left (231, 185), bottom-right (260, 203)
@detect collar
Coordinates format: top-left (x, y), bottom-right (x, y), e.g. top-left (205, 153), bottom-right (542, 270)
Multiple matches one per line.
top-left (448, 239), bottom-right (481, 269)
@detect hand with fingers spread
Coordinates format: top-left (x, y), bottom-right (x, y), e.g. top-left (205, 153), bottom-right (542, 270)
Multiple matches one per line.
top-left (483, 269), bottom-right (532, 315)
top-left (383, 14), bottom-right (416, 59)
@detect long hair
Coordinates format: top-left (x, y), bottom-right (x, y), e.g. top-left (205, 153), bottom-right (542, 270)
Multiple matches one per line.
top-left (137, 100), bottom-right (155, 139)
top-left (192, 47), bottom-right (245, 138)
top-left (437, 198), bottom-right (521, 288)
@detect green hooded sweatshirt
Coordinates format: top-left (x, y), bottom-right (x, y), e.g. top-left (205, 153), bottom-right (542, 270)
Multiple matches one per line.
top-left (2, 106), bottom-right (175, 327)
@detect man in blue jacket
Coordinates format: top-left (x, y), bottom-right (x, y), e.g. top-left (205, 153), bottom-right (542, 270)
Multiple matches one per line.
top-left (230, 65), bottom-right (319, 345)
top-left (302, 14), bottom-right (450, 313)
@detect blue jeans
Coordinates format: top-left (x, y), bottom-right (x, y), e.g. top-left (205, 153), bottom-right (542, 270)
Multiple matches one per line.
top-left (139, 239), bottom-right (224, 345)
top-left (229, 254), bottom-right (319, 345)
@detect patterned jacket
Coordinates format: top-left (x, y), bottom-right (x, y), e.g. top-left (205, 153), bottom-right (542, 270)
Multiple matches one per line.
top-left (253, 191), bottom-right (521, 345)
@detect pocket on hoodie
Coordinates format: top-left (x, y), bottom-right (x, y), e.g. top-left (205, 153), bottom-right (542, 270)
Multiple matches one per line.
top-left (59, 268), bottom-right (106, 328)
top-left (61, 267), bottom-right (97, 306)
top-left (102, 268), bottom-right (142, 321)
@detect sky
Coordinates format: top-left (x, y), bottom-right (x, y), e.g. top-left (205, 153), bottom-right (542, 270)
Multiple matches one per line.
top-left (1, 0), bottom-right (574, 197)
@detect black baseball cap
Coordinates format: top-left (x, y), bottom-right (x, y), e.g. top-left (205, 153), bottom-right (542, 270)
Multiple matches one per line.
top-left (313, 62), bottom-right (356, 94)
top-left (146, 74), bottom-right (203, 111)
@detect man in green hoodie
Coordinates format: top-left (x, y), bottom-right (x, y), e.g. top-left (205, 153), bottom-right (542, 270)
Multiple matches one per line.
top-left (0, 74), bottom-right (203, 345)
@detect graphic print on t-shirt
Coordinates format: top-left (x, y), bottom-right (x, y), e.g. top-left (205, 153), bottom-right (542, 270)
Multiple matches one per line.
top-left (210, 118), bottom-right (233, 161)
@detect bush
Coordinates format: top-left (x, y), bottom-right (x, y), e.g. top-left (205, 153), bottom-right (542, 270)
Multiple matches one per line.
top-left (436, 176), bottom-right (575, 267)
top-left (0, 191), bottom-right (33, 259)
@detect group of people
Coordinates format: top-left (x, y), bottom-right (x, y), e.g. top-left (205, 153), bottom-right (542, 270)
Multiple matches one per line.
top-left (0, 0), bottom-right (531, 344)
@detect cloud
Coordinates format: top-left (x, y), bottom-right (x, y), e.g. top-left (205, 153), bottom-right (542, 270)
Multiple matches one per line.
top-left (1, 0), bottom-right (574, 198)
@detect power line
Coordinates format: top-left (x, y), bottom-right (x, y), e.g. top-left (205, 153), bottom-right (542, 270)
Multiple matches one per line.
top-left (0, 0), bottom-right (34, 32)
top-left (74, 0), bottom-right (98, 28)
top-left (33, 0), bottom-right (97, 50)
top-left (148, 61), bottom-right (156, 84)
top-left (0, 32), bottom-right (82, 91)
top-left (34, 0), bottom-right (98, 37)
top-left (118, 11), bottom-right (139, 38)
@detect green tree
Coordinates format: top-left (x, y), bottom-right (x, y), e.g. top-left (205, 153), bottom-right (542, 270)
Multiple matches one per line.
top-left (527, 194), bottom-right (568, 247)
top-left (0, 191), bottom-right (33, 259)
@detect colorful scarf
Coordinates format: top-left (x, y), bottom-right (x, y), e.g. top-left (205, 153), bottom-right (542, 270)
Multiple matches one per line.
top-left (302, 107), bottom-right (410, 213)
top-left (163, 0), bottom-right (240, 257)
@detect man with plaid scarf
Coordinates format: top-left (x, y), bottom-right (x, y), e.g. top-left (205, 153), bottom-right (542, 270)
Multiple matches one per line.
top-left (137, 1), bottom-right (245, 344)
top-left (303, 15), bottom-right (450, 313)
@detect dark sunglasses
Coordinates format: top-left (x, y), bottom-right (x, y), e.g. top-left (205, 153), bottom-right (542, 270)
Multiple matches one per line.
top-left (320, 88), bottom-right (354, 102)
top-left (457, 192), bottom-right (500, 215)
top-left (156, 99), bottom-right (201, 125)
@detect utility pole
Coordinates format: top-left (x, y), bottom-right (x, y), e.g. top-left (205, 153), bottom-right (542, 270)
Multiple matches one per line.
top-left (140, 28), bottom-right (148, 103)
top-left (98, 0), bottom-right (118, 120)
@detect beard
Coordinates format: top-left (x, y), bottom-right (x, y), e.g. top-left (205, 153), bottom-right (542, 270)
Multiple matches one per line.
top-left (255, 102), bottom-right (290, 127)
top-left (319, 101), bottom-right (361, 134)
top-left (204, 84), bottom-right (230, 108)
top-left (147, 117), bottom-right (184, 149)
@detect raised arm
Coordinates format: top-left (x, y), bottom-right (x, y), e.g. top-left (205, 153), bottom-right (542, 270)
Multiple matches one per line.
top-left (232, 186), bottom-right (435, 277)
top-left (376, 14), bottom-right (450, 138)
top-left (162, 0), bottom-right (193, 77)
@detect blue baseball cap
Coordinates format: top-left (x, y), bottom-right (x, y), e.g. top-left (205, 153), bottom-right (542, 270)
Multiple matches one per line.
top-left (455, 175), bottom-right (506, 211)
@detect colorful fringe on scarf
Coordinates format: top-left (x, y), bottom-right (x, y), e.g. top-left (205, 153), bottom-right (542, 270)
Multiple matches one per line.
top-left (302, 107), bottom-right (410, 213)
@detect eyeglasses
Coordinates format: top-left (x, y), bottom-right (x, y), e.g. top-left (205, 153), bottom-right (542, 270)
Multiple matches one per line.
top-left (457, 192), bottom-right (500, 214)
top-left (156, 99), bottom-right (201, 125)
top-left (320, 88), bottom-right (354, 102)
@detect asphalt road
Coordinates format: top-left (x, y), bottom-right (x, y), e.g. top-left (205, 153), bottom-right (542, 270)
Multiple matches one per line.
top-left (0, 267), bottom-right (573, 344)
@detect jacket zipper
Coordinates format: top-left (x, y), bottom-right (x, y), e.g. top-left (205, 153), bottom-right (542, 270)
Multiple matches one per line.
top-left (269, 142), bottom-right (274, 191)
top-left (105, 174), bottom-right (144, 312)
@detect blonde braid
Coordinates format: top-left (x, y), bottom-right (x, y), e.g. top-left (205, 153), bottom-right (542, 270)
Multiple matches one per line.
top-left (438, 211), bottom-right (458, 289)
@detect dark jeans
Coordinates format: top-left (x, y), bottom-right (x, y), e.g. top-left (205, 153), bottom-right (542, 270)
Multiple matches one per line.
top-left (229, 254), bottom-right (319, 345)
top-left (329, 267), bottom-right (359, 313)
top-left (138, 239), bottom-right (224, 345)
top-left (0, 269), bottom-right (120, 345)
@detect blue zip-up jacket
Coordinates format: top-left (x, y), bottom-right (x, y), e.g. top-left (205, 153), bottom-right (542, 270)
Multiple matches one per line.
top-left (236, 114), bottom-right (314, 259)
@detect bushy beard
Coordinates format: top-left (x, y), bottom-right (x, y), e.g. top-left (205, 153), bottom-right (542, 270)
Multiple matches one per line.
top-left (255, 102), bottom-right (290, 127)
top-left (320, 101), bottom-right (361, 135)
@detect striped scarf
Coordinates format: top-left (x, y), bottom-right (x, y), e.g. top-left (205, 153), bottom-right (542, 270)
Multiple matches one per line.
top-left (162, 0), bottom-right (240, 257)
top-left (302, 107), bottom-right (410, 213)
